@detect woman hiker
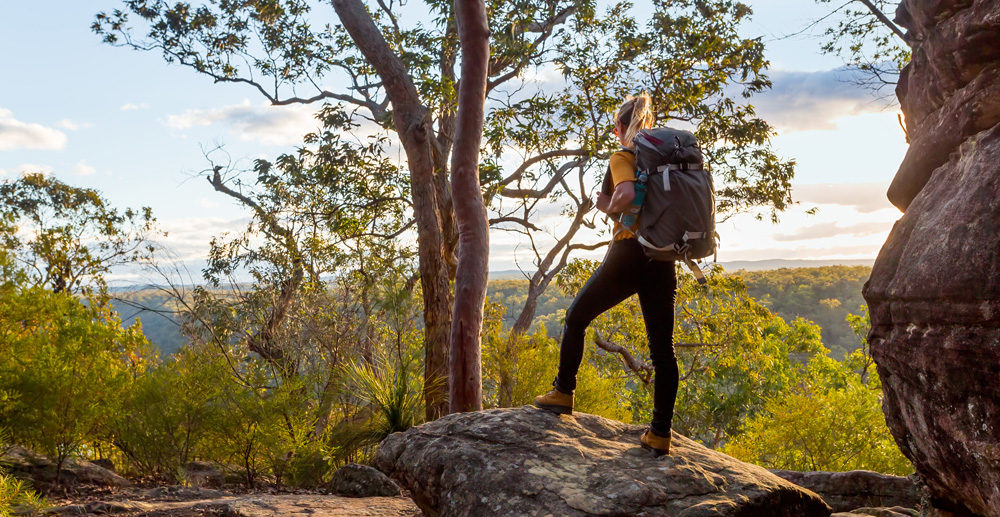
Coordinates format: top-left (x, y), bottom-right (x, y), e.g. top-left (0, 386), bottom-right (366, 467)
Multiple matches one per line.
top-left (533, 93), bottom-right (678, 457)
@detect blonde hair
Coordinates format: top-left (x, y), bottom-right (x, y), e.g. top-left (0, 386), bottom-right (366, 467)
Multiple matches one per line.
top-left (615, 92), bottom-right (655, 150)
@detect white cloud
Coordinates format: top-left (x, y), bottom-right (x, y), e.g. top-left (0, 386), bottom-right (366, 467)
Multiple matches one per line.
top-left (716, 188), bottom-right (901, 264)
top-left (164, 100), bottom-right (319, 146)
top-left (199, 198), bottom-right (219, 209)
top-left (772, 221), bottom-right (889, 242)
top-left (154, 216), bottom-right (252, 263)
top-left (55, 119), bottom-right (92, 131)
top-left (0, 108), bottom-right (67, 151)
top-left (752, 68), bottom-right (896, 133)
top-left (793, 182), bottom-right (894, 213)
top-left (7, 163), bottom-right (55, 176)
top-left (121, 103), bottom-right (150, 111)
top-left (73, 160), bottom-right (97, 176)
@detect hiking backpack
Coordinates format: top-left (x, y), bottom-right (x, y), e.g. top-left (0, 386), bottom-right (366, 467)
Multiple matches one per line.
top-left (621, 127), bottom-right (718, 284)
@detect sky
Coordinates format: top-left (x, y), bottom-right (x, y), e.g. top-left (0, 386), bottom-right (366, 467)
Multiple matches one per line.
top-left (0, 1), bottom-right (909, 284)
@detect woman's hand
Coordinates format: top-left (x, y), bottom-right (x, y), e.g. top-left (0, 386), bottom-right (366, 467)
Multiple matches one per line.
top-left (595, 192), bottom-right (613, 214)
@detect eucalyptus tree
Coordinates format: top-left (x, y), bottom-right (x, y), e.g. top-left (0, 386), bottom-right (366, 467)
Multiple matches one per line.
top-left (94, 0), bottom-right (796, 418)
top-left (448, 0), bottom-right (490, 413)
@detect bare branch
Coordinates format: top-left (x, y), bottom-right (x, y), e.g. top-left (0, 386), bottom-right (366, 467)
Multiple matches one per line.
top-left (489, 216), bottom-right (541, 232)
top-left (594, 332), bottom-right (653, 384)
top-left (856, 0), bottom-right (908, 42)
top-left (501, 157), bottom-right (589, 199)
top-left (499, 149), bottom-right (591, 187)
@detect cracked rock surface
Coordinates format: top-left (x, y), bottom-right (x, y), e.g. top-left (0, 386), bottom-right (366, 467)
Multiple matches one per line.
top-left (374, 405), bottom-right (831, 516)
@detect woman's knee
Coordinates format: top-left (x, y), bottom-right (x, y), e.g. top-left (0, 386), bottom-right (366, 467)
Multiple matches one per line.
top-left (564, 304), bottom-right (593, 333)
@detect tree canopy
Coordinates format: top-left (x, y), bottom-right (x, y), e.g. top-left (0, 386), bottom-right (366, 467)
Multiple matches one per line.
top-left (0, 173), bottom-right (162, 298)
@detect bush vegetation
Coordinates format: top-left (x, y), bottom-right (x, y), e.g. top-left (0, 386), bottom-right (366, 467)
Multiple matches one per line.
top-left (0, 244), bottom-right (910, 489)
top-left (0, 254), bottom-right (911, 488)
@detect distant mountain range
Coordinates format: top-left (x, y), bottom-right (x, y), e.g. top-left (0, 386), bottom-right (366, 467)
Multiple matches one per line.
top-left (488, 258), bottom-right (875, 279)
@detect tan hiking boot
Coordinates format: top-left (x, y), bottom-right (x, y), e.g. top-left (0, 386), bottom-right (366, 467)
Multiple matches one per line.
top-left (640, 428), bottom-right (671, 457)
top-left (534, 387), bottom-right (573, 415)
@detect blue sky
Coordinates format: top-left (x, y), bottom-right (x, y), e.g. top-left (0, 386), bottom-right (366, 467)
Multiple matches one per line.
top-left (0, 1), bottom-right (908, 282)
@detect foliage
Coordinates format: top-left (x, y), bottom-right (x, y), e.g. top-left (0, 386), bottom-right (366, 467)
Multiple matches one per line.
top-left (0, 428), bottom-right (46, 517)
top-left (0, 173), bottom-right (163, 298)
top-left (480, 301), bottom-right (631, 422)
top-left (672, 268), bottom-right (826, 447)
top-left (813, 0), bottom-right (909, 95)
top-left (722, 307), bottom-right (911, 475)
top-left (0, 468), bottom-right (45, 517)
top-left (338, 354), bottom-right (424, 442)
top-left (113, 346), bottom-right (227, 481)
top-left (723, 348), bottom-right (910, 475)
top-left (722, 373), bottom-right (911, 474)
top-left (114, 336), bottom-right (339, 487)
top-left (0, 251), bottom-right (152, 475)
top-left (481, 302), bottom-right (559, 409)
top-left (738, 266), bottom-right (872, 358)
top-left (108, 252), bottom-right (426, 484)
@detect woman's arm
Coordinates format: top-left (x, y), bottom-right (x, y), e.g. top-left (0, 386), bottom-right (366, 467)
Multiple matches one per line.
top-left (596, 180), bottom-right (635, 215)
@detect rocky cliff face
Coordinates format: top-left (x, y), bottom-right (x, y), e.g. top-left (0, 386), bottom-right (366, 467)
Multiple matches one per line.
top-left (374, 406), bottom-right (832, 516)
top-left (864, 0), bottom-right (1000, 515)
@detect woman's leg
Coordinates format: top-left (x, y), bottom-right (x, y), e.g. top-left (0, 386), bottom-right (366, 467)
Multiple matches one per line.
top-left (554, 240), bottom-right (645, 393)
top-left (637, 259), bottom-right (678, 436)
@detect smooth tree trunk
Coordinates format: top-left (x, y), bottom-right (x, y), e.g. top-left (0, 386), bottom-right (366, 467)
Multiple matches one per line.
top-left (332, 0), bottom-right (452, 421)
top-left (448, 0), bottom-right (490, 413)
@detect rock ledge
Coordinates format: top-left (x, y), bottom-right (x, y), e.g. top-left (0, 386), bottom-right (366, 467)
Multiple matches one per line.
top-left (375, 405), bottom-right (832, 516)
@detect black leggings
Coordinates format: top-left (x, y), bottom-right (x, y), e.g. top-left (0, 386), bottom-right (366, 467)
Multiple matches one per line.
top-left (555, 238), bottom-right (678, 436)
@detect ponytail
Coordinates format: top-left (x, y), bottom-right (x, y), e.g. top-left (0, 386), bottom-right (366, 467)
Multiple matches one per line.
top-left (615, 92), bottom-right (655, 151)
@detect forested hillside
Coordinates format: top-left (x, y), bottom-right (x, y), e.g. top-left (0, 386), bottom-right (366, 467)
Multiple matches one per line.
top-left (738, 266), bottom-right (871, 358)
top-left (111, 290), bottom-right (186, 356)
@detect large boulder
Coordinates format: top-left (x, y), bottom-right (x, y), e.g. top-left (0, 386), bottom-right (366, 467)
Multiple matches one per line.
top-left (328, 463), bottom-right (401, 498)
top-left (374, 406), bottom-right (832, 516)
top-left (770, 470), bottom-right (919, 512)
top-left (2, 446), bottom-right (131, 488)
top-left (865, 0), bottom-right (1000, 515)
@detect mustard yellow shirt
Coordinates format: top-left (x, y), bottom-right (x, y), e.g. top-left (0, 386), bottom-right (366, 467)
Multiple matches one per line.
top-left (609, 150), bottom-right (638, 240)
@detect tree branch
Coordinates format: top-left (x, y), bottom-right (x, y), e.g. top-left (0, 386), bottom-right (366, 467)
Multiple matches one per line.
top-left (500, 157), bottom-right (589, 199)
top-left (856, 0), bottom-right (908, 42)
top-left (498, 149), bottom-right (591, 188)
top-left (489, 216), bottom-right (541, 232)
top-left (594, 332), bottom-right (653, 384)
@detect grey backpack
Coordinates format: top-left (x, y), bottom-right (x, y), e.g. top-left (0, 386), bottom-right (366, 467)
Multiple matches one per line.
top-left (631, 127), bottom-right (717, 284)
